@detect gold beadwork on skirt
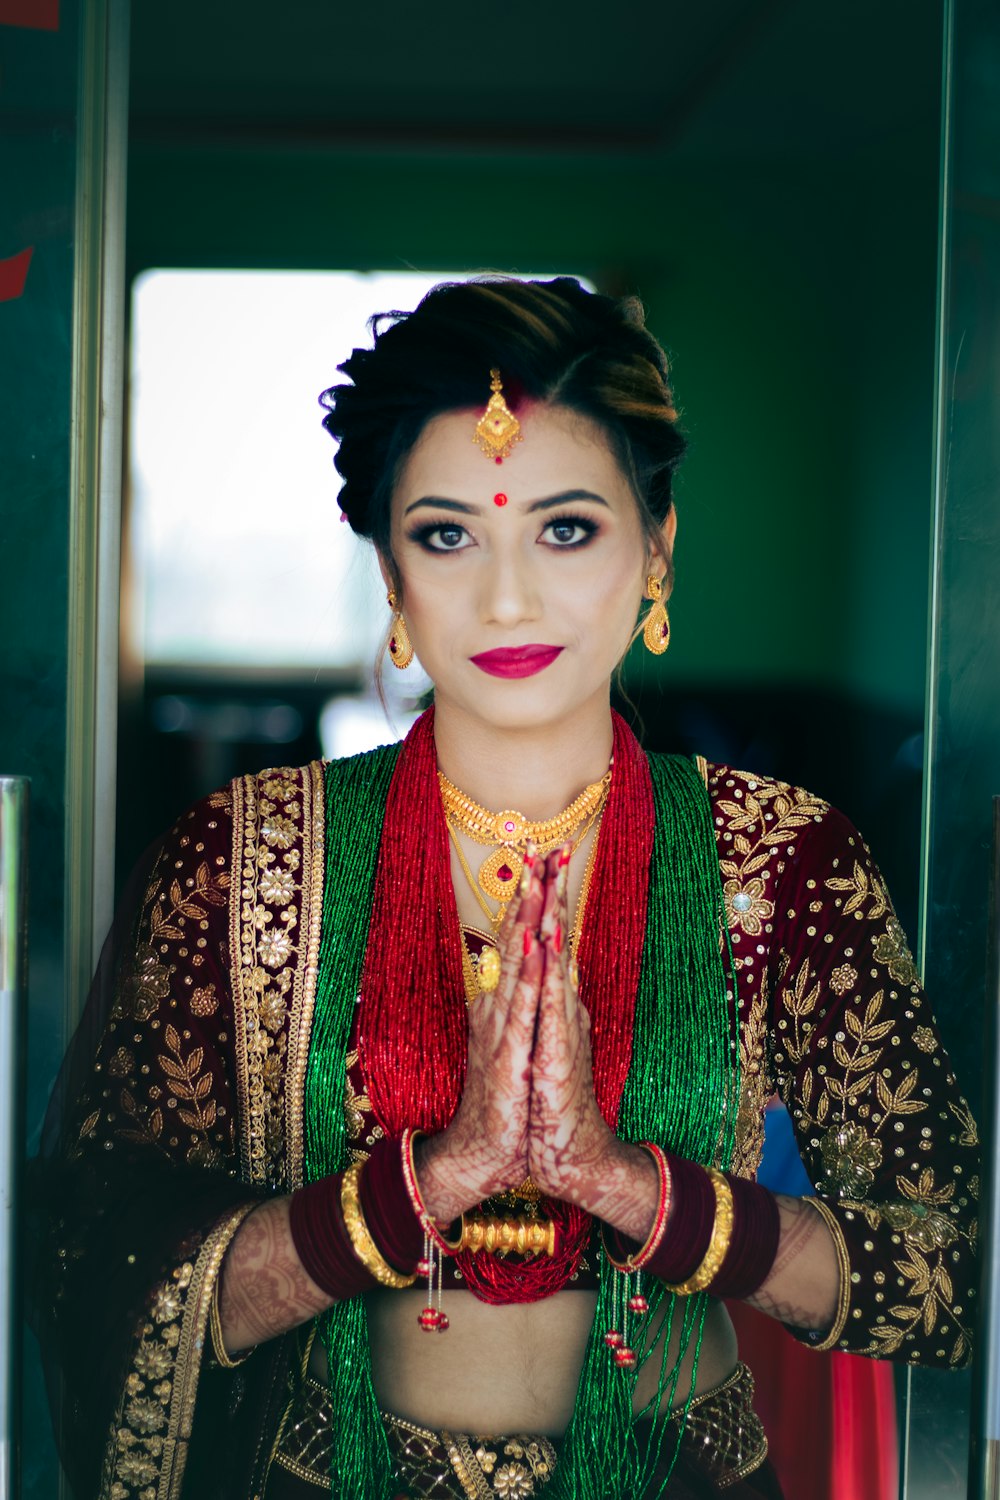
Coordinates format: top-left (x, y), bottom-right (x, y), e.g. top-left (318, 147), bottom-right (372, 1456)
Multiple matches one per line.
top-left (272, 1363), bottom-right (766, 1494)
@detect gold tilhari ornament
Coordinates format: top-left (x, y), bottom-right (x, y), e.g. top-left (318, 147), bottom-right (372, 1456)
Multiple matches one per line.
top-left (473, 368), bottom-right (523, 462)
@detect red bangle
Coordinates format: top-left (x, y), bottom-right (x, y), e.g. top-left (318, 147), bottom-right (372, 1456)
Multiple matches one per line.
top-left (401, 1129), bottom-right (462, 1254)
top-left (603, 1143), bottom-right (671, 1271)
top-left (605, 1153), bottom-right (715, 1284)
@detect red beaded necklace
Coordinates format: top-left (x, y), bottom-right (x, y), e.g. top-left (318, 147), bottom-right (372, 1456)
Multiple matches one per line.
top-left (357, 707), bottom-right (654, 1302)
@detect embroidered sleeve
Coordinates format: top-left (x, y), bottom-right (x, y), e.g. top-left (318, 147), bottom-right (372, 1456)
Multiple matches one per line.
top-left (45, 787), bottom-right (264, 1500)
top-left (769, 803), bottom-right (978, 1367)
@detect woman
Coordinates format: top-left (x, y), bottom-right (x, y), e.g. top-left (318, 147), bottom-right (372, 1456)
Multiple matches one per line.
top-left (37, 277), bottom-right (978, 1499)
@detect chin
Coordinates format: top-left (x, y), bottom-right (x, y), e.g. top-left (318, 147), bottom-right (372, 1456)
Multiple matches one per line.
top-left (446, 669), bottom-right (610, 734)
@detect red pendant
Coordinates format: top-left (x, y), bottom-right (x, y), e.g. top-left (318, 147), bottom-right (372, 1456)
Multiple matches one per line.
top-left (418, 1307), bottom-right (442, 1331)
top-left (604, 1329), bottom-right (623, 1348)
top-left (436, 1313), bottom-right (450, 1332)
top-left (497, 863), bottom-right (513, 882)
top-left (628, 1294), bottom-right (649, 1315)
top-left (613, 1346), bottom-right (637, 1370)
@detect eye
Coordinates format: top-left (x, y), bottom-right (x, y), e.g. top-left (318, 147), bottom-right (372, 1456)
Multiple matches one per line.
top-left (543, 514), bottom-right (599, 548)
top-left (408, 522), bottom-right (472, 552)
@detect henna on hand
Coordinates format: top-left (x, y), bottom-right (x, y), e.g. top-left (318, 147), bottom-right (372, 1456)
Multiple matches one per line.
top-left (745, 1195), bottom-right (839, 1329)
top-left (524, 849), bottom-right (658, 1235)
top-left (414, 856), bottom-right (546, 1224)
top-left (218, 1197), bottom-right (332, 1354)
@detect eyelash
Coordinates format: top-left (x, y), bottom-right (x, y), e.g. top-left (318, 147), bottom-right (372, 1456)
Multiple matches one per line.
top-left (407, 513), bottom-right (600, 553)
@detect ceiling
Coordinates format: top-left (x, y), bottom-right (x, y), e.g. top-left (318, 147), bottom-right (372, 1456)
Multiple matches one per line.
top-left (129, 0), bottom-right (944, 164)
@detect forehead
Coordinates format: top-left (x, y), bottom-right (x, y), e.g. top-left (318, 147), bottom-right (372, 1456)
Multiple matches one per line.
top-left (396, 403), bottom-right (632, 506)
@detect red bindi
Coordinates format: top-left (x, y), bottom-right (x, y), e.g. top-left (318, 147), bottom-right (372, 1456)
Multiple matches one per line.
top-left (493, 492), bottom-right (508, 506)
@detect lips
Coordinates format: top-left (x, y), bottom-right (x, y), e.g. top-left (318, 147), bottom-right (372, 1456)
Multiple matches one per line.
top-left (469, 645), bottom-right (564, 679)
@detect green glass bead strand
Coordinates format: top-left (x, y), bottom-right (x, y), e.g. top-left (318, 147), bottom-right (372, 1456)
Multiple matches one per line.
top-left (549, 754), bottom-right (740, 1499)
top-left (306, 742), bottom-right (401, 1500)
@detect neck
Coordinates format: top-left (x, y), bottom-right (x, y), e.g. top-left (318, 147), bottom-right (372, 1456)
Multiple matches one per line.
top-left (432, 691), bottom-right (615, 821)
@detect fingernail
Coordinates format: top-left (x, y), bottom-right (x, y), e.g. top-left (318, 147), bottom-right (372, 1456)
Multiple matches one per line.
top-left (558, 844), bottom-right (571, 868)
top-left (523, 929), bottom-right (534, 957)
top-left (569, 958), bottom-right (580, 990)
top-left (553, 923), bottom-right (563, 954)
top-left (519, 859), bottom-right (531, 897)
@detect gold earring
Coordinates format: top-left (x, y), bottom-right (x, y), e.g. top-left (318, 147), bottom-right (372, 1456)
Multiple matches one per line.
top-left (386, 590), bottom-right (414, 669)
top-left (642, 574), bottom-right (670, 655)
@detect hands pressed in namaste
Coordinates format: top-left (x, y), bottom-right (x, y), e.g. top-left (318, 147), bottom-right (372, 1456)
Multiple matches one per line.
top-left (416, 846), bottom-right (659, 1242)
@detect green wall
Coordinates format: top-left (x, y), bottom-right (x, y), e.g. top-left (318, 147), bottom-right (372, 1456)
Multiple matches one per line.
top-left (126, 139), bottom-right (939, 715)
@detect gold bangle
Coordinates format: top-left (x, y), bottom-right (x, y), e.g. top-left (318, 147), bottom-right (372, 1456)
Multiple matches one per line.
top-left (209, 1275), bottom-right (254, 1369)
top-left (660, 1168), bottom-right (734, 1297)
top-left (340, 1161), bottom-right (418, 1289)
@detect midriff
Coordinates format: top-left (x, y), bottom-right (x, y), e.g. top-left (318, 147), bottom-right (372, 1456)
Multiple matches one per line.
top-left (307, 1287), bottom-right (738, 1436)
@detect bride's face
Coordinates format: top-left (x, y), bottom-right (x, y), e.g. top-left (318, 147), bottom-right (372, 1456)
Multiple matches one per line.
top-left (385, 402), bottom-right (675, 733)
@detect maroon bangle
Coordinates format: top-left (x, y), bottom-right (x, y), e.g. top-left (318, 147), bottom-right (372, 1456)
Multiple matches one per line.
top-left (604, 1156), bottom-right (782, 1300)
top-left (709, 1174), bottom-right (781, 1299)
top-left (645, 1154), bottom-right (717, 1284)
top-left (288, 1172), bottom-right (377, 1301)
top-left (358, 1137), bottom-right (424, 1274)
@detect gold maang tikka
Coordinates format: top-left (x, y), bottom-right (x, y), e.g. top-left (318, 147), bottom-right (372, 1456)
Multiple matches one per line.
top-left (473, 368), bottom-right (522, 463)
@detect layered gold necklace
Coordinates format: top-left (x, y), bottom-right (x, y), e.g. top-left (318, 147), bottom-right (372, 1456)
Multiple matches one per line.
top-left (439, 767), bottom-right (611, 934)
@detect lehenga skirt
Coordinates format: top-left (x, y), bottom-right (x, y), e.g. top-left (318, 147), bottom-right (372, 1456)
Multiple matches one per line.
top-left (264, 1362), bottom-right (783, 1499)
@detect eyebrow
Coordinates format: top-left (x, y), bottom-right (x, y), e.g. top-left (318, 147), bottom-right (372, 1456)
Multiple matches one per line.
top-left (403, 488), bottom-right (610, 518)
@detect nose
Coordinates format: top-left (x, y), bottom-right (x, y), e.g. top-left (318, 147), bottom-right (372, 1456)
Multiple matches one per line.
top-left (478, 543), bottom-right (543, 629)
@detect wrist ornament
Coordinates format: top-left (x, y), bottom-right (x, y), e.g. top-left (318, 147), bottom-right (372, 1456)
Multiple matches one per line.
top-left (401, 1128), bottom-right (463, 1253)
top-left (603, 1142), bottom-right (671, 1272)
top-left (602, 1153), bottom-right (780, 1301)
top-left (402, 1128), bottom-right (462, 1334)
top-left (340, 1162), bottom-right (418, 1289)
top-left (659, 1168), bottom-right (734, 1296)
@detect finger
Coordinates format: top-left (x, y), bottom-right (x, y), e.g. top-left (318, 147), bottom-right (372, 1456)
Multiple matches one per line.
top-left (539, 846), bottom-right (571, 968)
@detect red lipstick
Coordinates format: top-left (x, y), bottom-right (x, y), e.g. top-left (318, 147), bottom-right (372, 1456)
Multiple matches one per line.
top-left (470, 645), bottom-right (564, 679)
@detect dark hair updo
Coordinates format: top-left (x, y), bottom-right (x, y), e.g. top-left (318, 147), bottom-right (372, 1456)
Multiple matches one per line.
top-left (319, 275), bottom-right (686, 590)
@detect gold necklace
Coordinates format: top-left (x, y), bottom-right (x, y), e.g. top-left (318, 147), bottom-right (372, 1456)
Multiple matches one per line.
top-left (438, 768), bottom-right (611, 910)
top-left (447, 796), bottom-right (606, 936)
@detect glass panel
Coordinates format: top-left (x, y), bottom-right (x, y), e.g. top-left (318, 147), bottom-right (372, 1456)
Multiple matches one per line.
top-left (905, 1), bottom-right (1000, 1493)
top-left (0, 7), bottom-right (82, 1496)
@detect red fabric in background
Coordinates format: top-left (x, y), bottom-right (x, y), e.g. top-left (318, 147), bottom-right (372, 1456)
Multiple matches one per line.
top-left (0, 247), bottom-right (34, 301)
top-left (0, 1), bottom-right (58, 29)
top-left (726, 1301), bottom-right (897, 1500)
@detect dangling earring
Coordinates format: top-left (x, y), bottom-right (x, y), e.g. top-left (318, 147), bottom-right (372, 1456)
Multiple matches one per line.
top-left (642, 575), bottom-right (670, 655)
top-left (386, 589), bottom-right (414, 669)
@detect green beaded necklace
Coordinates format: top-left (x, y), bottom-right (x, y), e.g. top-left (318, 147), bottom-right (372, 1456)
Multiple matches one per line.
top-left (303, 736), bottom-right (738, 1499)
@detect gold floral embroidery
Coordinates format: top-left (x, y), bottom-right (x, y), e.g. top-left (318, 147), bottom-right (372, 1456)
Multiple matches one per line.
top-left (157, 1024), bottom-right (217, 1138)
top-left (189, 985), bottom-right (218, 1018)
top-left (102, 1207), bottom-right (256, 1500)
top-left (723, 877), bottom-right (774, 936)
top-left (818, 1122), bottom-right (882, 1196)
top-left (231, 764), bottom-right (325, 1186)
top-left (829, 964), bottom-right (857, 996)
top-left (913, 1025), bottom-right (936, 1053)
top-left (730, 981), bottom-right (771, 1179)
top-left (872, 917), bottom-right (920, 987)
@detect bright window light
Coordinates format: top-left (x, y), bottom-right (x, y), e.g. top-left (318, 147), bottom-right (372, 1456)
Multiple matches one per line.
top-left (128, 268), bottom-right (591, 672)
